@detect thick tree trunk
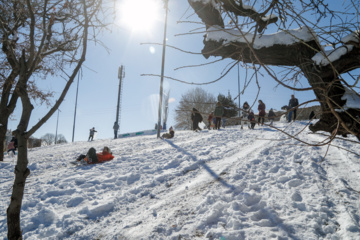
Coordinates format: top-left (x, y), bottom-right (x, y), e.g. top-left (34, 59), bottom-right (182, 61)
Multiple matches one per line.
top-left (0, 123), bottom-right (7, 162)
top-left (299, 57), bottom-right (360, 139)
top-left (7, 135), bottom-right (30, 240)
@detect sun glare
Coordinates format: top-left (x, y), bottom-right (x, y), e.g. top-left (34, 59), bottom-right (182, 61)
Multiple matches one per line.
top-left (119, 0), bottom-right (161, 32)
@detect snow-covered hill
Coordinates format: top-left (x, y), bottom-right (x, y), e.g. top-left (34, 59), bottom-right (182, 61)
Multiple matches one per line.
top-left (1, 121), bottom-right (360, 239)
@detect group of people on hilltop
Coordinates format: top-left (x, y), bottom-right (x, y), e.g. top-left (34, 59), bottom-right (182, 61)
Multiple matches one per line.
top-left (201, 94), bottom-right (302, 131)
top-left (241, 100), bottom-right (269, 130)
top-left (193, 101), bottom-right (225, 132)
top-left (246, 95), bottom-right (299, 128)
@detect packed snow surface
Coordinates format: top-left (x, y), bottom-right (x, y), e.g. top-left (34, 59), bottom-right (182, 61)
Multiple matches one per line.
top-left (1, 121), bottom-right (360, 239)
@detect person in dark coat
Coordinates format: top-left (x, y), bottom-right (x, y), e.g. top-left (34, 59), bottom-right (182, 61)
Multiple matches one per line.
top-left (258, 100), bottom-right (266, 126)
top-left (191, 108), bottom-right (203, 131)
top-left (248, 111), bottom-right (256, 129)
top-left (268, 108), bottom-right (276, 126)
top-left (113, 122), bottom-right (119, 139)
top-left (288, 95), bottom-right (299, 122)
top-left (10, 136), bottom-right (18, 150)
top-left (309, 111), bottom-right (316, 120)
top-left (214, 102), bottom-right (225, 130)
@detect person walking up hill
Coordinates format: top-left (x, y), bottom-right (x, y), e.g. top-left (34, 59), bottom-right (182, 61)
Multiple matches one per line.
top-left (214, 102), bottom-right (224, 130)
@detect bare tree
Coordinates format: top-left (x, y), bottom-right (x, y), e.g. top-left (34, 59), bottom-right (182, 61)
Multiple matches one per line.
top-left (0, 0), bottom-right (112, 238)
top-left (41, 133), bottom-right (55, 146)
top-left (175, 87), bottom-right (216, 129)
top-left (56, 134), bottom-right (68, 144)
top-left (187, 0), bottom-right (360, 141)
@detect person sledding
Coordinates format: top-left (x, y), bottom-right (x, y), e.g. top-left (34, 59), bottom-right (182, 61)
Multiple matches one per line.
top-left (76, 146), bottom-right (114, 164)
top-left (161, 126), bottom-right (175, 139)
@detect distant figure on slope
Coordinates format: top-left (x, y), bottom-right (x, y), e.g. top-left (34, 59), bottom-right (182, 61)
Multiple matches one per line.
top-left (208, 112), bottom-right (214, 130)
top-left (258, 100), bottom-right (266, 126)
top-left (248, 111), bottom-right (256, 129)
top-left (162, 126), bottom-right (175, 139)
top-left (214, 102), bottom-right (224, 130)
top-left (241, 101), bottom-right (250, 129)
top-left (288, 95), bottom-right (299, 122)
top-left (191, 108), bottom-right (203, 132)
top-left (113, 122), bottom-right (119, 139)
top-left (7, 140), bottom-right (16, 157)
top-left (309, 111), bottom-right (316, 120)
top-left (268, 108), bottom-right (276, 126)
top-left (88, 127), bottom-right (97, 141)
top-left (76, 146), bottom-right (114, 164)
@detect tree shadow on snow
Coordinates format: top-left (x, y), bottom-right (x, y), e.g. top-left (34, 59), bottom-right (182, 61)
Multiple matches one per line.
top-left (163, 140), bottom-right (235, 190)
top-left (258, 127), bottom-right (277, 132)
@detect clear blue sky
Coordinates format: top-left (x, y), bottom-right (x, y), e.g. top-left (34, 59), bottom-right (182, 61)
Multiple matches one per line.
top-left (8, 0), bottom-right (317, 142)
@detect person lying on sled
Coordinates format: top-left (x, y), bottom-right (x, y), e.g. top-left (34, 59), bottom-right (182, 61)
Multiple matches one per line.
top-left (76, 146), bottom-right (114, 164)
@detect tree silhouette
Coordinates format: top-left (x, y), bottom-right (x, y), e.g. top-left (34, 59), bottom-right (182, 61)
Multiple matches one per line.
top-left (1, 0), bottom-right (111, 238)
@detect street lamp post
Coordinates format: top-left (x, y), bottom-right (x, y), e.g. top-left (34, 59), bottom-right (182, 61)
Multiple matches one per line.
top-left (157, 0), bottom-right (169, 138)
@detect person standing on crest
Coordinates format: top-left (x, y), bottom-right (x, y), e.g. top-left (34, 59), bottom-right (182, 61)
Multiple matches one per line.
top-left (258, 100), bottom-right (266, 126)
top-left (288, 95), bottom-right (299, 122)
top-left (241, 101), bottom-right (250, 129)
top-left (113, 122), bottom-right (119, 139)
top-left (214, 102), bottom-right (224, 130)
top-left (88, 127), bottom-right (97, 141)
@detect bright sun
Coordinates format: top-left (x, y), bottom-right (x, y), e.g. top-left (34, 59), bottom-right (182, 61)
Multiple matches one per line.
top-left (119, 0), bottom-right (161, 32)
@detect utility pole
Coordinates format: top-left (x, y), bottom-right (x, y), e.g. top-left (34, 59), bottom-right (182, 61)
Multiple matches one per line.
top-left (157, 0), bottom-right (169, 138)
top-left (115, 65), bottom-right (125, 136)
top-left (55, 109), bottom-right (60, 144)
top-left (72, 73), bottom-right (80, 142)
top-left (237, 63), bottom-right (241, 117)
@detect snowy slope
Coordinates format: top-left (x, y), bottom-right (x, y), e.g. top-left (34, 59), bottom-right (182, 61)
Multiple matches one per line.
top-left (1, 121), bottom-right (360, 240)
